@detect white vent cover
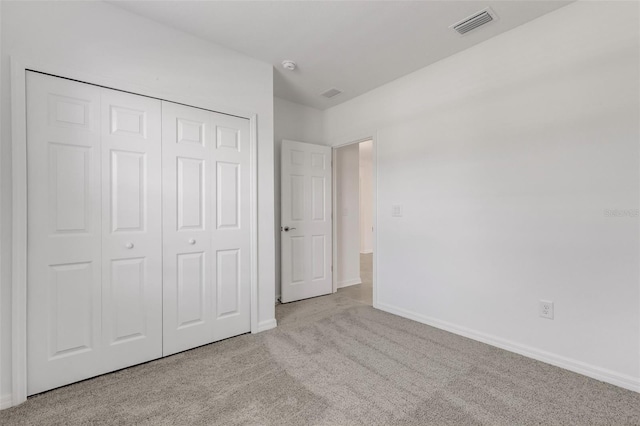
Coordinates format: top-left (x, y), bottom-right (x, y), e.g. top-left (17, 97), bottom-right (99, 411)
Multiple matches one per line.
top-left (321, 88), bottom-right (343, 99)
top-left (451, 8), bottom-right (497, 35)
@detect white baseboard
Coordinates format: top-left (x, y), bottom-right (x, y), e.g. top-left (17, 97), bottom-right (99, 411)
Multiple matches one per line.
top-left (360, 250), bottom-right (373, 254)
top-left (338, 278), bottom-right (362, 288)
top-left (254, 318), bottom-right (277, 333)
top-left (377, 302), bottom-right (640, 393)
top-left (0, 394), bottom-right (13, 410)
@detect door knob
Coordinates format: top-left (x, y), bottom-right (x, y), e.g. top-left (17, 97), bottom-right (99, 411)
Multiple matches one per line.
top-left (283, 226), bottom-right (297, 232)
top-left (125, 242), bottom-right (134, 249)
top-left (188, 239), bottom-right (196, 245)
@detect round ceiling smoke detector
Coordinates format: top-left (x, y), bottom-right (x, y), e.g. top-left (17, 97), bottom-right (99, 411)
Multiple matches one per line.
top-left (281, 60), bottom-right (297, 71)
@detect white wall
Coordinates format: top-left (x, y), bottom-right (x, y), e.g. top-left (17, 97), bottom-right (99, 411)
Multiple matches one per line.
top-left (336, 144), bottom-right (361, 287)
top-left (359, 141), bottom-right (374, 254)
top-left (274, 97), bottom-right (324, 298)
top-left (324, 1), bottom-right (640, 391)
top-left (0, 0), bottom-right (8, 410)
top-left (274, 97), bottom-right (324, 147)
top-left (1, 0), bottom-right (277, 402)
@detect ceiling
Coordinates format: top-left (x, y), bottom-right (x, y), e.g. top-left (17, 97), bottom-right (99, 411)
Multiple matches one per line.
top-left (110, 1), bottom-right (571, 110)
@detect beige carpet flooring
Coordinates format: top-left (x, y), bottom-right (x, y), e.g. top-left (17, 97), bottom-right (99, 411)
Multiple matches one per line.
top-left (2, 253), bottom-right (639, 425)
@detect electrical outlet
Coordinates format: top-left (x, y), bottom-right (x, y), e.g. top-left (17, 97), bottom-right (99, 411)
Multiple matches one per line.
top-left (392, 205), bottom-right (403, 217)
top-left (539, 300), bottom-right (554, 319)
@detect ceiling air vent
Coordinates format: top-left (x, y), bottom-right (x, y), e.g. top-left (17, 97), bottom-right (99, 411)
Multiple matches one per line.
top-left (451, 8), bottom-right (497, 35)
top-left (321, 88), bottom-right (343, 99)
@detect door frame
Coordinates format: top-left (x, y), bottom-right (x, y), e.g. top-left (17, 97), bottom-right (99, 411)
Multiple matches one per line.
top-left (331, 135), bottom-right (378, 306)
top-left (9, 57), bottom-right (260, 406)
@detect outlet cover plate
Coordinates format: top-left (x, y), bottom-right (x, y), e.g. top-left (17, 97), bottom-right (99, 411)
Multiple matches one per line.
top-left (539, 300), bottom-right (554, 319)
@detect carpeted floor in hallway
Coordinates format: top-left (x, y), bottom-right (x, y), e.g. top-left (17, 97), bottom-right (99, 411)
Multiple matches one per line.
top-left (1, 253), bottom-right (638, 425)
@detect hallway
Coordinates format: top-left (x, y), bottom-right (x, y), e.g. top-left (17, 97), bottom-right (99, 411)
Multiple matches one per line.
top-left (338, 253), bottom-right (373, 305)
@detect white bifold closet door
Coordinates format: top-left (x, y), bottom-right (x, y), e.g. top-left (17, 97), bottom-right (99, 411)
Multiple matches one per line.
top-left (162, 101), bottom-right (251, 356)
top-left (27, 72), bottom-right (252, 395)
top-left (27, 72), bottom-right (162, 395)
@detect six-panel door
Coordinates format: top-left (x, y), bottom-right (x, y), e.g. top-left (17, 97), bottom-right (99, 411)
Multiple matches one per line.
top-left (280, 140), bottom-right (333, 303)
top-left (162, 102), bottom-right (251, 356)
top-left (27, 72), bottom-right (253, 395)
top-left (27, 73), bottom-right (164, 394)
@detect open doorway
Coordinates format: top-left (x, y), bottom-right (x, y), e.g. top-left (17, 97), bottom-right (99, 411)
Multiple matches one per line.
top-left (333, 139), bottom-right (374, 305)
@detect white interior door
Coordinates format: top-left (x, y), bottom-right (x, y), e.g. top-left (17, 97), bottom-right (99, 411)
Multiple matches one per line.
top-left (162, 102), bottom-right (251, 356)
top-left (280, 140), bottom-right (332, 303)
top-left (27, 72), bottom-right (162, 395)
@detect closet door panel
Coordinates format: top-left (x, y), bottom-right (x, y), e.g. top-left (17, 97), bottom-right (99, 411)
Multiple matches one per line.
top-left (27, 73), bottom-right (103, 395)
top-left (162, 102), bottom-right (214, 356)
top-left (211, 114), bottom-right (251, 341)
top-left (100, 88), bottom-right (163, 369)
